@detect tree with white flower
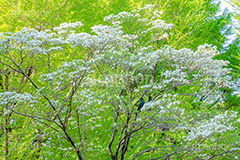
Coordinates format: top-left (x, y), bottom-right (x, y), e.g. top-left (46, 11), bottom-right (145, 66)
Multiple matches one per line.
top-left (0, 4), bottom-right (239, 160)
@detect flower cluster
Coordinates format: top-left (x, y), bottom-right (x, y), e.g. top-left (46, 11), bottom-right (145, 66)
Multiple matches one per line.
top-left (40, 59), bottom-right (92, 90)
top-left (53, 21), bottom-right (83, 34)
top-left (175, 110), bottom-right (238, 141)
top-left (66, 24), bottom-right (127, 50)
top-left (0, 92), bottom-right (37, 107)
top-left (0, 28), bottom-right (65, 58)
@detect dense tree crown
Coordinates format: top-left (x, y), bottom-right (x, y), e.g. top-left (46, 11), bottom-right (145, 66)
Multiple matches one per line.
top-left (0, 1), bottom-right (240, 160)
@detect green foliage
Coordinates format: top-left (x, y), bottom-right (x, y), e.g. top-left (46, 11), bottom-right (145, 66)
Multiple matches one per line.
top-left (0, 0), bottom-right (71, 32)
top-left (230, 0), bottom-right (240, 36)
